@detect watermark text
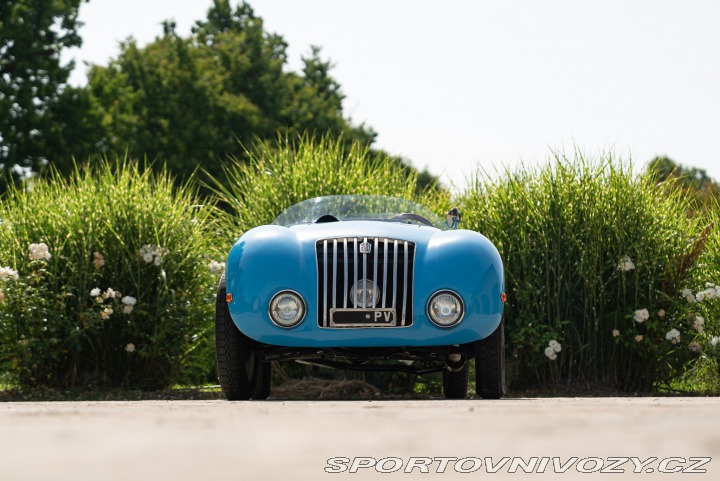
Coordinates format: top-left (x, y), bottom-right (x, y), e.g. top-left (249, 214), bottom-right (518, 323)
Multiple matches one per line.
top-left (325, 456), bottom-right (712, 474)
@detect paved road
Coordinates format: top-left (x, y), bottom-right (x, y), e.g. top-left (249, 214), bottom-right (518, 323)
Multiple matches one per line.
top-left (1, 398), bottom-right (718, 480)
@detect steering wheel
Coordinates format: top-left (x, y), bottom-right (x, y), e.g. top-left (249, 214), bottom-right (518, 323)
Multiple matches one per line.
top-left (389, 213), bottom-right (434, 227)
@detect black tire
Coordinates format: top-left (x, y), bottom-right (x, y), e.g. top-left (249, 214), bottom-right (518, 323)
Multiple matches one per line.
top-left (442, 362), bottom-right (469, 399)
top-left (215, 274), bottom-right (264, 400)
top-left (475, 319), bottom-right (506, 399)
top-left (252, 362), bottom-right (272, 400)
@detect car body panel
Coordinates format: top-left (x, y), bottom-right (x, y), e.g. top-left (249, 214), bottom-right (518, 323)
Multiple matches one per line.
top-left (225, 219), bottom-right (504, 348)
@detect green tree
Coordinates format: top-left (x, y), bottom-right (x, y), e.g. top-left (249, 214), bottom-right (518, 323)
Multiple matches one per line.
top-left (0, 0), bottom-right (86, 191)
top-left (81, 0), bottom-right (379, 183)
top-left (646, 156), bottom-right (719, 209)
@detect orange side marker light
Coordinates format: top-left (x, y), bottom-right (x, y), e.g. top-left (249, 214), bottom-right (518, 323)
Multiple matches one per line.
top-left (501, 292), bottom-right (507, 303)
top-left (226, 293), bottom-right (233, 303)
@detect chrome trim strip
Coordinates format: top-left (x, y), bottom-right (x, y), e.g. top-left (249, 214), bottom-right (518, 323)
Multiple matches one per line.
top-left (323, 240), bottom-right (328, 327)
top-left (362, 237), bottom-right (367, 307)
top-left (353, 238), bottom-right (358, 307)
top-left (402, 241), bottom-right (408, 326)
top-left (332, 239), bottom-right (337, 309)
top-left (382, 238), bottom-right (388, 308)
top-left (392, 240), bottom-right (398, 309)
top-left (343, 238), bottom-right (348, 309)
top-left (373, 237), bottom-right (378, 306)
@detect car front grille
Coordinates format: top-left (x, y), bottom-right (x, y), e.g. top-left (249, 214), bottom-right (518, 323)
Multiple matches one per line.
top-left (316, 237), bottom-right (415, 327)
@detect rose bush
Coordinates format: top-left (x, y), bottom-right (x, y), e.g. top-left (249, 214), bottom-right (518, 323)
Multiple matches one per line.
top-left (0, 161), bottom-right (221, 389)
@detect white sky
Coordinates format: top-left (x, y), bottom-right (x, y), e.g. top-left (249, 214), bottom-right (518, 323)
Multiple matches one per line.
top-left (65, 0), bottom-right (720, 189)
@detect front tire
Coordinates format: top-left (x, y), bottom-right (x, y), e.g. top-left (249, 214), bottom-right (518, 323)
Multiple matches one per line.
top-left (215, 275), bottom-right (267, 400)
top-left (442, 362), bottom-right (469, 399)
top-left (475, 319), bottom-right (506, 399)
top-left (252, 362), bottom-right (272, 400)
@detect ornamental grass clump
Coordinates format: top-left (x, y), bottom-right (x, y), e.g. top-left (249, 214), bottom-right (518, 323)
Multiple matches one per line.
top-left (0, 161), bottom-right (221, 389)
top-left (208, 135), bottom-right (434, 235)
top-left (459, 151), bottom-right (709, 391)
top-left (667, 201), bottom-right (720, 391)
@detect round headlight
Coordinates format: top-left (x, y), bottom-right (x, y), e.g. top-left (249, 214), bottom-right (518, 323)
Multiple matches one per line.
top-left (350, 279), bottom-right (380, 308)
top-left (427, 290), bottom-right (464, 328)
top-left (269, 291), bottom-right (305, 328)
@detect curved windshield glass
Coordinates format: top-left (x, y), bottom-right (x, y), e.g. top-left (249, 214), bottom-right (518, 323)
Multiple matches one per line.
top-left (273, 195), bottom-right (445, 229)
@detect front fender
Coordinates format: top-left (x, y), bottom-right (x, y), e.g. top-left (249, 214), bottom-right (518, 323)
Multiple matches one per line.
top-left (226, 226), bottom-right (314, 326)
top-left (415, 229), bottom-right (504, 334)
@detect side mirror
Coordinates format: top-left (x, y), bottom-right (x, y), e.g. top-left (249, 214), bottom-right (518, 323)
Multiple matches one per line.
top-left (446, 208), bottom-right (462, 229)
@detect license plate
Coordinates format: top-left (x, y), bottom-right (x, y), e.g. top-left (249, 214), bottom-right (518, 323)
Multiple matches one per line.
top-left (329, 308), bottom-right (397, 328)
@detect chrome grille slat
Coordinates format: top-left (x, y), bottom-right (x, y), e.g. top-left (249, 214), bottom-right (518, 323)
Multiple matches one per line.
top-left (392, 240), bottom-right (398, 309)
top-left (373, 237), bottom-right (378, 307)
top-left (353, 238), bottom-right (358, 304)
top-left (402, 241), bottom-right (408, 326)
top-left (362, 237), bottom-right (367, 307)
top-left (323, 240), bottom-right (328, 327)
top-left (332, 239), bottom-right (337, 309)
top-left (343, 239), bottom-right (348, 309)
top-left (382, 239), bottom-right (388, 308)
top-left (316, 237), bottom-right (414, 328)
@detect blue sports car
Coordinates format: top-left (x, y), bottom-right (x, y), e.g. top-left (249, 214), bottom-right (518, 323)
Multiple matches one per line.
top-left (216, 195), bottom-right (506, 400)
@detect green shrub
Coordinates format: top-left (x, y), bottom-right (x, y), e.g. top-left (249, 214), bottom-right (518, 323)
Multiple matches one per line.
top-left (0, 161), bottom-right (221, 389)
top-left (459, 152), bottom-right (711, 390)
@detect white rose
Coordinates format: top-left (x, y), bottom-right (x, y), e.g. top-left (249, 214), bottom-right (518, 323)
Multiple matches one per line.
top-left (548, 340), bottom-right (562, 353)
top-left (121, 296), bottom-right (137, 306)
top-left (633, 308), bottom-right (649, 323)
top-left (665, 328), bottom-right (681, 343)
top-left (544, 346), bottom-right (557, 360)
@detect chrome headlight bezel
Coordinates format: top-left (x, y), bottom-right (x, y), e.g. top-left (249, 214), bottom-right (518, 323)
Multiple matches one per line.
top-left (268, 290), bottom-right (306, 329)
top-left (426, 290), bottom-right (465, 328)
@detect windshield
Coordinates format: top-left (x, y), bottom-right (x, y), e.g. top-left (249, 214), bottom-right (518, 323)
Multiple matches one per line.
top-left (272, 195), bottom-right (445, 229)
